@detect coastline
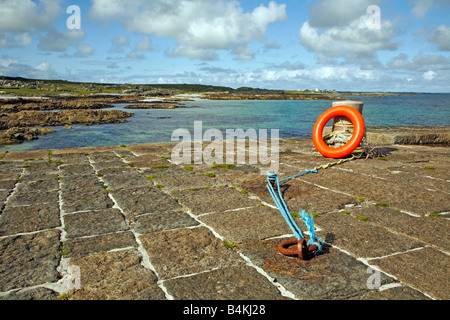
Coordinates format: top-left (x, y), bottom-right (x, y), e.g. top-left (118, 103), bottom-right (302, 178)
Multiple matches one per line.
top-left (0, 92), bottom-right (449, 148)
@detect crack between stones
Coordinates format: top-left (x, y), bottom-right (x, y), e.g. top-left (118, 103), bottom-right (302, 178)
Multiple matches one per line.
top-left (182, 209), bottom-right (299, 300)
top-left (88, 152), bottom-right (175, 300)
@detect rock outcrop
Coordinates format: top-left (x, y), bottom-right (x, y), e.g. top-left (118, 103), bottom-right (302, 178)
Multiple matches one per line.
top-left (0, 97), bottom-right (134, 145)
top-left (0, 110), bottom-right (132, 130)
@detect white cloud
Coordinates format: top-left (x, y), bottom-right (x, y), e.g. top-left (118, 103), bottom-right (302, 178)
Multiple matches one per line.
top-left (411, 0), bottom-right (435, 18)
top-left (423, 70), bottom-right (437, 80)
top-left (299, 18), bottom-right (397, 58)
top-left (75, 44), bottom-right (95, 57)
top-left (0, 56), bottom-right (56, 78)
top-left (89, 0), bottom-right (287, 60)
top-left (135, 36), bottom-right (152, 52)
top-left (0, 32), bottom-right (32, 48)
top-left (126, 51), bottom-right (146, 60)
top-left (429, 25), bottom-right (450, 51)
top-left (274, 61), bottom-right (305, 70)
top-left (299, 0), bottom-right (397, 62)
top-left (112, 35), bottom-right (130, 47)
top-left (264, 40), bottom-right (280, 50)
top-left (34, 61), bottom-right (52, 73)
top-left (388, 53), bottom-right (450, 71)
top-left (38, 29), bottom-right (85, 52)
top-left (0, 0), bottom-right (61, 48)
top-left (410, 0), bottom-right (450, 18)
top-left (308, 0), bottom-right (374, 28)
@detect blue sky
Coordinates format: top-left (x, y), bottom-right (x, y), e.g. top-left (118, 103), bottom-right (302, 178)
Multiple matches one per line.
top-left (1, 0), bottom-right (449, 92)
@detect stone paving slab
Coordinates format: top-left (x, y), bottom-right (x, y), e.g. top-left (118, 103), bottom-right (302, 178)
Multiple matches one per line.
top-left (164, 265), bottom-right (290, 300)
top-left (237, 238), bottom-right (429, 300)
top-left (67, 249), bottom-right (166, 300)
top-left (0, 134), bottom-right (448, 301)
top-left (63, 209), bottom-right (129, 239)
top-left (370, 246), bottom-right (449, 300)
top-left (0, 230), bottom-right (61, 292)
top-left (299, 168), bottom-right (449, 216)
top-left (346, 206), bottom-right (450, 252)
top-left (139, 227), bottom-right (244, 280)
top-left (64, 231), bottom-right (137, 258)
top-left (110, 186), bottom-right (183, 218)
top-left (314, 211), bottom-right (425, 258)
top-left (169, 186), bottom-right (260, 216)
top-left (0, 204), bottom-right (60, 236)
top-left (198, 206), bottom-right (292, 244)
top-left (131, 211), bottom-right (199, 234)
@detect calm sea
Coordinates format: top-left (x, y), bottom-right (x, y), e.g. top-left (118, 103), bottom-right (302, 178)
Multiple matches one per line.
top-left (1, 93), bottom-right (449, 152)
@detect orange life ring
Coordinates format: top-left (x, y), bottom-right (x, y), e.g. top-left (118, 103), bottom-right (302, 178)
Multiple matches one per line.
top-left (312, 105), bottom-right (365, 159)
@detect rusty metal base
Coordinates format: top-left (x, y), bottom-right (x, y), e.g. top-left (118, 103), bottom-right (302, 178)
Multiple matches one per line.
top-left (277, 238), bottom-right (319, 261)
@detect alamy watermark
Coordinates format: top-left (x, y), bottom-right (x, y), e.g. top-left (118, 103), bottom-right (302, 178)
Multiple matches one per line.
top-left (67, 264), bottom-right (81, 290)
top-left (170, 121), bottom-right (279, 174)
top-left (66, 5), bottom-right (81, 30)
top-left (366, 266), bottom-right (381, 290)
top-left (366, 5), bottom-right (381, 30)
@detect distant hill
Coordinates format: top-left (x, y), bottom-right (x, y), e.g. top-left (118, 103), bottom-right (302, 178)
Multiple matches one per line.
top-left (0, 76), bottom-right (283, 95)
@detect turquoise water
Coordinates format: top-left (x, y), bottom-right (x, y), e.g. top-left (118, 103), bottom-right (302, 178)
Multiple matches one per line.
top-left (1, 93), bottom-right (449, 152)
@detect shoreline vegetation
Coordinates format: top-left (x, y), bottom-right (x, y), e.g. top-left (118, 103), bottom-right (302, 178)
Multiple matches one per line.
top-left (0, 76), bottom-right (439, 146)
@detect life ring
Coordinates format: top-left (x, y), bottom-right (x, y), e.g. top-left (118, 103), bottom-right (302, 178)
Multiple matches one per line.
top-left (312, 105), bottom-right (365, 159)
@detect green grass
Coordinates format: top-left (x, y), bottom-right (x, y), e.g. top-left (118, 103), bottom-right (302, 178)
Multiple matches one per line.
top-left (59, 245), bottom-right (69, 257)
top-left (354, 196), bottom-right (367, 201)
top-left (356, 215), bottom-right (368, 222)
top-left (183, 166), bottom-right (194, 171)
top-left (211, 164), bottom-right (236, 169)
top-left (428, 213), bottom-right (442, 217)
top-left (224, 240), bottom-right (237, 250)
top-left (375, 202), bottom-right (390, 207)
top-left (424, 166), bottom-right (436, 170)
top-left (204, 173), bottom-right (216, 178)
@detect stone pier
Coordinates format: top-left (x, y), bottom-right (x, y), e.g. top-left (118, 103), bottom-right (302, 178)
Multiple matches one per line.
top-left (0, 127), bottom-right (448, 300)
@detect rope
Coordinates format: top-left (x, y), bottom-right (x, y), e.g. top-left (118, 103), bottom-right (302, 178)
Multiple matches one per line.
top-left (266, 171), bottom-right (323, 252)
top-left (266, 130), bottom-right (367, 257)
top-left (267, 172), bottom-right (305, 240)
top-left (312, 154), bottom-right (356, 171)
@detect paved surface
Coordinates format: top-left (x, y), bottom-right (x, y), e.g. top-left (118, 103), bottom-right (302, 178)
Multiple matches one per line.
top-left (0, 136), bottom-right (448, 300)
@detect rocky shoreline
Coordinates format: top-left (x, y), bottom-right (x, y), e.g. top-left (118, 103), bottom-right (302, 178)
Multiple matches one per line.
top-left (204, 93), bottom-right (345, 100)
top-left (1, 93), bottom-right (448, 146)
top-left (124, 104), bottom-right (187, 109)
top-left (0, 96), bottom-right (142, 145)
top-left (0, 92), bottom-right (338, 146)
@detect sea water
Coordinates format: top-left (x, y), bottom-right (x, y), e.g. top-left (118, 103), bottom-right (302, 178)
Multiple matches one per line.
top-left (1, 93), bottom-right (449, 152)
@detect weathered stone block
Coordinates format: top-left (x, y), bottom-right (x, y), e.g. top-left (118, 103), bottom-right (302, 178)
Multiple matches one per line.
top-left (0, 230), bottom-right (61, 292)
top-left (139, 227), bottom-right (244, 279)
top-left (63, 208), bottom-right (128, 239)
top-left (67, 249), bottom-right (166, 300)
top-left (164, 265), bottom-right (290, 300)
